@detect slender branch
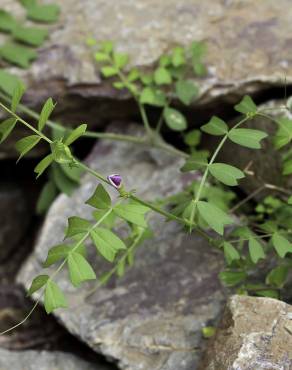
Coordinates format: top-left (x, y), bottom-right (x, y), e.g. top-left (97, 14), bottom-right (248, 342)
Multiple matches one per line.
top-left (0, 101), bottom-right (52, 144)
top-left (188, 116), bottom-right (250, 228)
top-left (0, 301), bottom-right (39, 336)
top-left (0, 91), bottom-right (188, 158)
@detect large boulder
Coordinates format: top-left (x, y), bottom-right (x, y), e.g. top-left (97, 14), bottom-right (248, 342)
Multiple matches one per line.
top-left (18, 124), bottom-right (226, 370)
top-left (1, 0), bottom-right (292, 123)
top-left (200, 295), bottom-right (292, 370)
top-left (0, 348), bottom-right (110, 370)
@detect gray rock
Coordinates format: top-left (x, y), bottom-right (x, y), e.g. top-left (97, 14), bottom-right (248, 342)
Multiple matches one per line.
top-left (200, 295), bottom-right (292, 370)
top-left (1, 1), bottom-right (292, 120)
top-left (0, 183), bottom-right (31, 262)
top-left (18, 124), bottom-right (226, 370)
top-left (0, 348), bottom-right (107, 370)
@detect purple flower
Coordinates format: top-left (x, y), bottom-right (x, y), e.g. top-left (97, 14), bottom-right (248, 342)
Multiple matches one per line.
top-left (107, 174), bottom-right (122, 189)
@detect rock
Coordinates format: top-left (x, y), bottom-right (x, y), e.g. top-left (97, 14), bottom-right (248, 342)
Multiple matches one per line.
top-left (18, 123), bottom-right (226, 370)
top-left (0, 183), bottom-right (32, 262)
top-left (199, 295), bottom-right (292, 370)
top-left (1, 0), bottom-right (292, 124)
top-left (0, 348), bottom-right (109, 370)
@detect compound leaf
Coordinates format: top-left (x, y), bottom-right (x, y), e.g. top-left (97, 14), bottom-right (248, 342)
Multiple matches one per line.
top-left (209, 163), bottom-right (245, 186)
top-left (38, 98), bottom-right (55, 131)
top-left (67, 252), bottom-right (96, 287)
top-left (0, 43), bottom-right (37, 68)
top-left (64, 124), bottom-right (87, 146)
top-left (164, 107), bottom-right (187, 131)
top-left (197, 201), bottom-right (233, 235)
top-left (0, 118), bottom-right (17, 143)
top-left (28, 274), bottom-right (49, 296)
top-left (201, 116), bottom-right (228, 136)
top-left (86, 184), bottom-right (111, 209)
top-left (44, 280), bottom-right (67, 314)
top-left (234, 95), bottom-right (257, 115)
top-left (15, 135), bottom-right (41, 161)
top-left (228, 128), bottom-right (267, 149)
top-left (248, 237), bottom-right (265, 264)
top-left (43, 244), bottom-right (71, 267)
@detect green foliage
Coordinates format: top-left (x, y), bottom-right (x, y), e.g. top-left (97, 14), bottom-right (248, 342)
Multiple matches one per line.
top-left (38, 98), bottom-right (55, 131)
top-left (43, 244), bottom-right (71, 267)
top-left (12, 25), bottom-right (48, 47)
top-left (0, 10), bottom-right (17, 32)
top-left (11, 83), bottom-right (25, 113)
top-left (28, 275), bottom-right (49, 296)
top-left (0, 118), bottom-right (17, 143)
top-left (223, 242), bottom-right (240, 265)
top-left (273, 118), bottom-right (292, 149)
top-left (248, 237), bottom-right (265, 264)
top-left (228, 128), bottom-right (267, 149)
top-left (0, 42), bottom-right (37, 68)
top-left (114, 204), bottom-right (149, 227)
top-left (272, 233), bottom-right (292, 258)
top-left (90, 228), bottom-right (126, 262)
top-left (25, 3), bottom-right (60, 23)
top-left (0, 70), bottom-right (25, 96)
top-left (209, 163), bottom-right (245, 186)
top-left (86, 184), bottom-right (111, 209)
top-left (197, 201), bottom-right (233, 235)
top-left (67, 252), bottom-right (96, 287)
top-left (2, 38), bottom-right (292, 323)
top-left (64, 124), bottom-right (87, 146)
top-left (34, 154), bottom-right (54, 178)
top-left (163, 107), bottom-right (187, 131)
top-left (66, 216), bottom-right (91, 238)
top-left (44, 280), bottom-right (67, 314)
top-left (15, 134), bottom-right (41, 161)
top-left (180, 152), bottom-right (208, 172)
top-left (175, 80), bottom-right (198, 105)
top-left (140, 87), bottom-right (166, 107)
top-left (234, 95), bottom-right (257, 115)
top-left (154, 67), bottom-right (172, 85)
top-left (36, 181), bottom-right (57, 214)
top-left (201, 116), bottom-right (228, 136)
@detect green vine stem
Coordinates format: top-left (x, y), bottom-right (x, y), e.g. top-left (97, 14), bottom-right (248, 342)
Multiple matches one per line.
top-left (188, 116), bottom-right (250, 229)
top-left (0, 91), bottom-right (188, 158)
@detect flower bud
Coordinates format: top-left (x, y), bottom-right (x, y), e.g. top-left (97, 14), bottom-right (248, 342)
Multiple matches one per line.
top-left (107, 174), bottom-right (122, 189)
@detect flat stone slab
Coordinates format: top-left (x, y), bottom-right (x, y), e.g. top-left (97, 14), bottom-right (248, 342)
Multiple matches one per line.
top-left (200, 295), bottom-right (292, 370)
top-left (18, 124), bottom-right (225, 370)
top-left (1, 0), bottom-right (292, 107)
top-left (0, 348), bottom-right (108, 370)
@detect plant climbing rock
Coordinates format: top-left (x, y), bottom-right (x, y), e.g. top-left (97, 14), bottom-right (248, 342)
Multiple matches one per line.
top-left (18, 123), bottom-right (226, 370)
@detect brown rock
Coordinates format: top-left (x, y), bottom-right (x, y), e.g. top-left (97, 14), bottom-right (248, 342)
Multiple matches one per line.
top-left (200, 295), bottom-right (292, 370)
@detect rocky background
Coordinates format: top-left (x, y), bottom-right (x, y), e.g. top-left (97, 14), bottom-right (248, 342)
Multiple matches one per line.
top-left (0, 0), bottom-right (292, 369)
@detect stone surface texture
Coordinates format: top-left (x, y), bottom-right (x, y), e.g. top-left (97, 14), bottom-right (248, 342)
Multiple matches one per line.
top-left (18, 124), bottom-right (226, 370)
top-left (1, 0), bottom-right (292, 111)
top-left (200, 295), bottom-right (292, 370)
top-left (0, 348), bottom-right (106, 370)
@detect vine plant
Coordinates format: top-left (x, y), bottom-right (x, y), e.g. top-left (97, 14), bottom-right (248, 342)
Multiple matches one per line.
top-left (0, 41), bottom-right (292, 335)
